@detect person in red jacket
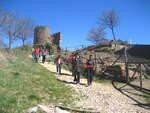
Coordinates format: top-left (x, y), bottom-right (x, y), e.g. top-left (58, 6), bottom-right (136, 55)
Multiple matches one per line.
top-left (34, 46), bottom-right (40, 62)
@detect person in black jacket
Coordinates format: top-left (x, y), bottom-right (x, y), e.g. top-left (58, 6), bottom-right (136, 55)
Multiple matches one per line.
top-left (86, 55), bottom-right (94, 86)
top-left (75, 54), bottom-right (83, 84)
top-left (71, 53), bottom-right (77, 82)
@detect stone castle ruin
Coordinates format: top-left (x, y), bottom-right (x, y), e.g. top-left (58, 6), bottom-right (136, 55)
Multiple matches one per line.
top-left (34, 26), bottom-right (61, 49)
top-left (34, 26), bottom-right (51, 45)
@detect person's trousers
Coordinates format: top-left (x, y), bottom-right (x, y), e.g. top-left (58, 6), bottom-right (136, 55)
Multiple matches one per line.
top-left (74, 72), bottom-right (80, 83)
top-left (42, 55), bottom-right (46, 63)
top-left (56, 64), bottom-right (61, 74)
top-left (87, 68), bottom-right (93, 85)
top-left (32, 53), bottom-right (35, 62)
top-left (35, 54), bottom-right (39, 62)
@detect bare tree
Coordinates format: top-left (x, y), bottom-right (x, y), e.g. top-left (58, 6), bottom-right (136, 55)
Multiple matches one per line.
top-left (0, 9), bottom-right (4, 46)
top-left (0, 9), bottom-right (4, 27)
top-left (0, 37), bottom-right (7, 48)
top-left (100, 10), bottom-right (119, 47)
top-left (17, 18), bottom-right (34, 47)
top-left (0, 9), bottom-right (7, 35)
top-left (1, 10), bottom-right (19, 49)
top-left (88, 27), bottom-right (107, 44)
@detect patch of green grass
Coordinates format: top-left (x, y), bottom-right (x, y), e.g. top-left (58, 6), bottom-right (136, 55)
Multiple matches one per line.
top-left (0, 50), bottom-right (75, 113)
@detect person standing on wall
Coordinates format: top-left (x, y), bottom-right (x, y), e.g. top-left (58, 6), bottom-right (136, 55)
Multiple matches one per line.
top-left (55, 55), bottom-right (63, 75)
top-left (86, 55), bottom-right (94, 86)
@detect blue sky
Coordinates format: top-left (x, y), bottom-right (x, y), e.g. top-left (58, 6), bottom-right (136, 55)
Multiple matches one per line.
top-left (1, 0), bottom-right (150, 49)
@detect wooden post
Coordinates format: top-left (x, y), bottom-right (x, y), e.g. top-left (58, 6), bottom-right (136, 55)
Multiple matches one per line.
top-left (65, 47), bottom-right (67, 59)
top-left (124, 47), bottom-right (129, 83)
top-left (125, 63), bottom-right (129, 83)
top-left (94, 51), bottom-right (97, 72)
top-left (131, 64), bottom-right (140, 79)
top-left (140, 64), bottom-right (142, 90)
top-left (111, 55), bottom-right (121, 66)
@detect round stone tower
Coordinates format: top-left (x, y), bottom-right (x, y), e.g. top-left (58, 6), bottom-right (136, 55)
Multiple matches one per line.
top-left (34, 26), bottom-right (51, 46)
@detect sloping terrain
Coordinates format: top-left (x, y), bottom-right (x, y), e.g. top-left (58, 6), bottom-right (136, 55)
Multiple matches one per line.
top-left (0, 50), bottom-right (75, 113)
top-left (40, 62), bottom-right (150, 113)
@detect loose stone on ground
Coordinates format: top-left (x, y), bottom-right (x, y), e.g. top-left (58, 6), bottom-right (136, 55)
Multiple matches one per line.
top-left (36, 62), bottom-right (150, 113)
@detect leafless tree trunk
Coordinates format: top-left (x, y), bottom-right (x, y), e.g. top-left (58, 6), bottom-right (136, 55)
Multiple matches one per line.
top-left (111, 26), bottom-right (116, 41)
top-left (0, 8), bottom-right (5, 27)
top-left (0, 37), bottom-right (5, 48)
top-left (17, 18), bottom-right (34, 47)
top-left (0, 10), bottom-right (19, 49)
top-left (87, 26), bottom-right (107, 44)
top-left (22, 38), bottom-right (25, 47)
top-left (100, 10), bottom-right (119, 48)
top-left (0, 8), bottom-right (35, 49)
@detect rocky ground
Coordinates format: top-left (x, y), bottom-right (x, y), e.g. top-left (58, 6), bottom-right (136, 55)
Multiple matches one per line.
top-left (35, 62), bottom-right (150, 113)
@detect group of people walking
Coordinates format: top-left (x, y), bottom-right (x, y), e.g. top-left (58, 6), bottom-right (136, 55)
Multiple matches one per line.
top-left (32, 46), bottom-right (47, 63)
top-left (72, 53), bottom-right (94, 86)
top-left (54, 52), bottom-right (94, 86)
top-left (32, 46), bottom-right (95, 86)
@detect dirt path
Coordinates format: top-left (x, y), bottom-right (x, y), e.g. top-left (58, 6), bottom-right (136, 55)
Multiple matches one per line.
top-left (40, 62), bottom-right (150, 113)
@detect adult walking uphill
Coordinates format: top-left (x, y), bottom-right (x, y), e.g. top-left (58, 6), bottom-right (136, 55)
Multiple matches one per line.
top-left (32, 46), bottom-right (35, 62)
top-left (74, 54), bottom-right (83, 84)
top-left (42, 48), bottom-right (47, 64)
top-left (86, 55), bottom-right (94, 86)
top-left (34, 46), bottom-right (40, 63)
top-left (55, 55), bottom-right (63, 75)
top-left (71, 53), bottom-right (77, 82)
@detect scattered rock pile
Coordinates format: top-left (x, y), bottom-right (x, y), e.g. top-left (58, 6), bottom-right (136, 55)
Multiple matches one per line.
top-left (26, 104), bottom-right (70, 113)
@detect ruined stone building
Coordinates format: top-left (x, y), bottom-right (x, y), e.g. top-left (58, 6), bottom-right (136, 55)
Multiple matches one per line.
top-left (34, 26), bottom-right (61, 48)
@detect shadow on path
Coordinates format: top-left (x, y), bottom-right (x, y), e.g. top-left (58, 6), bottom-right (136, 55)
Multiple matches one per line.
top-left (112, 80), bottom-right (150, 110)
top-left (57, 79), bottom-right (87, 86)
top-left (51, 71), bottom-right (72, 77)
top-left (128, 83), bottom-right (150, 95)
top-left (61, 73), bottom-right (72, 76)
top-left (50, 71), bottom-right (87, 86)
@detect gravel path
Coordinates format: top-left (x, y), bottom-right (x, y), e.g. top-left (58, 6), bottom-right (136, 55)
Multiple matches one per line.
top-left (40, 62), bottom-right (150, 113)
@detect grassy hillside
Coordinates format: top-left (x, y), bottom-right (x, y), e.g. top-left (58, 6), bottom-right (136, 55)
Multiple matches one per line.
top-left (0, 49), bottom-right (75, 113)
